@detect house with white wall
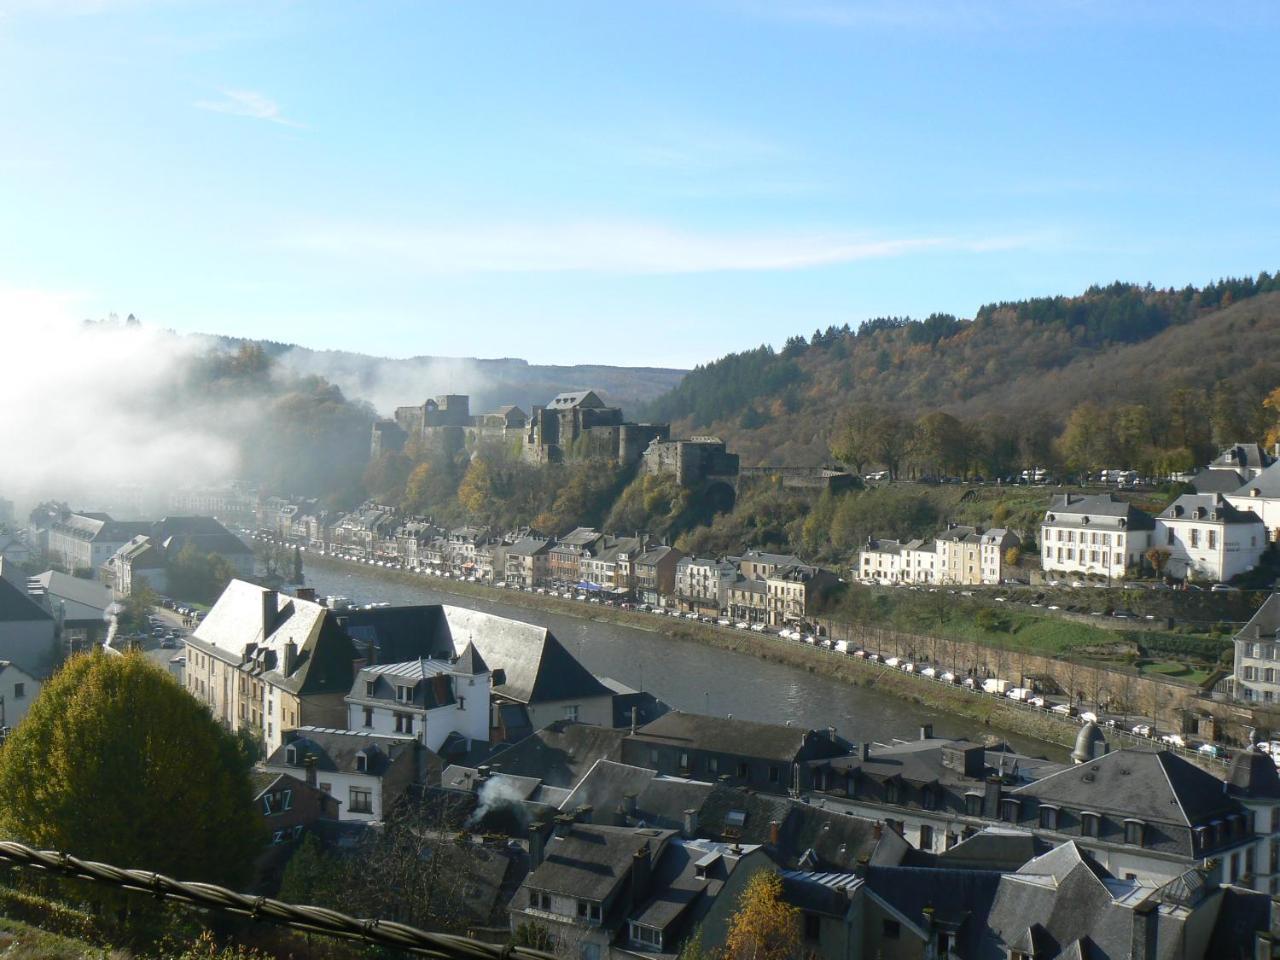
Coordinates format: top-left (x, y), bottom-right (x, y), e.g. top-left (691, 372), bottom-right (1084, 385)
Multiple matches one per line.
top-left (1040, 494), bottom-right (1155, 580)
top-left (345, 645), bottom-right (490, 753)
top-left (0, 660), bottom-right (38, 731)
top-left (1155, 494), bottom-right (1266, 583)
top-left (1228, 460), bottom-right (1280, 542)
top-left (674, 556), bottom-right (736, 614)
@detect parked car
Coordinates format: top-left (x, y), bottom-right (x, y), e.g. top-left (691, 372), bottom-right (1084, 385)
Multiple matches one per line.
top-left (1028, 696), bottom-right (1046, 708)
top-left (884, 657), bottom-right (901, 668)
top-left (1197, 743), bottom-right (1228, 759)
top-left (1160, 733), bottom-right (1186, 748)
top-left (1079, 711), bottom-right (1098, 723)
top-left (749, 622), bottom-right (766, 632)
top-left (940, 671), bottom-right (957, 683)
top-left (1131, 723), bottom-right (1153, 737)
top-left (919, 666), bottom-right (937, 678)
top-left (1051, 703), bottom-right (1077, 717)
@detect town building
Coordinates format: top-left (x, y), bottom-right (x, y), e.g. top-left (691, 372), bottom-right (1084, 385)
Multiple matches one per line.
top-left (1228, 458), bottom-right (1280, 542)
top-left (45, 510), bottom-right (149, 576)
top-left (0, 532), bottom-right (31, 566)
top-left (261, 726), bottom-right (427, 823)
top-left (673, 556), bottom-right (736, 615)
top-left (26, 570), bottom-right (113, 653)
top-left (505, 537), bottom-right (553, 588)
top-left (1155, 494), bottom-right (1266, 582)
top-left (102, 516), bottom-right (253, 597)
top-left (764, 562), bottom-right (841, 626)
top-left (345, 645), bottom-right (491, 753)
top-left (856, 538), bottom-right (938, 584)
top-left (579, 535), bottom-right (648, 594)
top-left (1040, 493), bottom-right (1156, 580)
top-left (371, 394), bottom-right (529, 459)
top-left (1231, 592), bottom-right (1280, 706)
top-left (0, 561), bottom-right (58, 685)
top-left (185, 582), bottom-right (358, 753)
top-left (633, 545), bottom-right (684, 606)
top-left (250, 768), bottom-right (341, 848)
top-left (0, 659), bottom-right (38, 731)
top-left (549, 527), bottom-right (606, 584)
top-left (330, 503), bottom-right (398, 559)
top-left (621, 711), bottom-right (849, 795)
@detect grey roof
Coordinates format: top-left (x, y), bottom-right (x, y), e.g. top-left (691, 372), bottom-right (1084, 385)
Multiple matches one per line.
top-left (1211, 442), bottom-right (1272, 473)
top-left (1227, 748), bottom-right (1280, 800)
top-left (779, 870), bottom-right (861, 917)
top-left (454, 641), bottom-right (488, 676)
top-left (152, 516), bottom-right (251, 557)
top-left (28, 570), bottom-right (113, 624)
top-left (505, 537), bottom-right (551, 557)
top-left (936, 827), bottom-right (1049, 871)
top-left (1234, 592), bottom-right (1280, 642)
top-left (0, 568), bottom-right (54, 624)
top-left (484, 720), bottom-right (626, 788)
top-left (628, 711), bottom-right (835, 765)
top-left (1231, 458), bottom-right (1280, 499)
top-left (526, 823), bottom-right (672, 900)
top-left (1042, 493), bottom-right (1156, 531)
top-left (1192, 469), bottom-right (1247, 494)
top-left (559, 760), bottom-right (716, 832)
top-left (267, 726), bottom-right (418, 777)
top-left (636, 545), bottom-right (681, 566)
top-left (547, 390), bottom-right (605, 410)
top-left (354, 660), bottom-right (457, 709)
top-left (1157, 493), bottom-right (1263, 526)
top-left (631, 840), bottom-right (758, 939)
top-left (1011, 749), bottom-right (1237, 828)
top-left (864, 864), bottom-right (1003, 947)
top-left (441, 606), bottom-right (610, 705)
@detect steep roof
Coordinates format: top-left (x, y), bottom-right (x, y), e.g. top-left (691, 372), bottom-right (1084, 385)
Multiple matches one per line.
top-left (528, 823), bottom-right (671, 900)
top-left (1232, 458), bottom-right (1280, 499)
top-left (441, 606), bottom-right (610, 705)
top-left (1211, 442), bottom-right (1272, 473)
top-left (152, 516), bottom-right (252, 556)
top-left (547, 390), bottom-right (606, 410)
top-left (1158, 493), bottom-right (1263, 526)
top-left (628, 711), bottom-right (827, 765)
top-left (28, 570), bottom-right (113, 624)
top-left (268, 726), bottom-right (419, 777)
top-left (1011, 749), bottom-right (1236, 827)
top-left (1227, 748), bottom-right (1280, 800)
top-left (485, 720), bottom-right (626, 788)
top-left (0, 569), bottom-right (54, 624)
top-left (1043, 493), bottom-right (1156, 531)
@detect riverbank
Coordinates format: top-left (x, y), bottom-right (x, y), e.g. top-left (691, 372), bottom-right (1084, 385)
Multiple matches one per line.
top-left (306, 555), bottom-right (1085, 753)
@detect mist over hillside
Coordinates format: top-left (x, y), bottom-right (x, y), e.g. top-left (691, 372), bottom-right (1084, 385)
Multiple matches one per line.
top-left (245, 342), bottom-right (688, 417)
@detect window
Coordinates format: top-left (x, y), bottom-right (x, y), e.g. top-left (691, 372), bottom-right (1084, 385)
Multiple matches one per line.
top-left (576, 900), bottom-right (602, 923)
top-left (1001, 799), bottom-right (1020, 823)
top-left (919, 824), bottom-right (934, 851)
top-left (1190, 529), bottom-right (1200, 548)
top-left (1124, 820), bottom-right (1145, 847)
top-left (532, 890), bottom-right (551, 911)
top-left (349, 787), bottom-right (373, 814)
top-left (738, 762), bottom-right (749, 780)
top-left (649, 748), bottom-right (659, 765)
top-left (884, 780), bottom-right (900, 804)
top-left (363, 707), bottom-right (373, 727)
top-left (769, 765), bottom-right (780, 784)
top-left (396, 685), bottom-right (412, 703)
top-left (365, 680), bottom-right (375, 697)
top-left (679, 751), bottom-right (690, 770)
top-left (355, 753), bottom-right (368, 773)
top-left (1039, 805), bottom-right (1059, 830)
top-left (395, 713), bottom-right (413, 735)
top-left (938, 932), bottom-right (952, 954)
top-left (965, 793), bottom-right (982, 816)
top-left (12, 683), bottom-right (23, 699)
top-left (458, 695), bottom-right (465, 710)
top-left (285, 746), bottom-right (296, 765)
top-left (708, 756), bottom-right (719, 774)
top-left (1208, 530), bottom-right (1217, 550)
top-left (881, 919), bottom-right (900, 939)
top-left (564, 705), bottom-right (579, 722)
top-left (319, 782), bottom-right (331, 795)
top-left (1082, 813), bottom-right (1100, 838)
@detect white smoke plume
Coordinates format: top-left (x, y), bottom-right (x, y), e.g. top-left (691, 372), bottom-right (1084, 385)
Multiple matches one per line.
top-left (0, 307), bottom-right (245, 514)
top-left (465, 775), bottom-right (529, 829)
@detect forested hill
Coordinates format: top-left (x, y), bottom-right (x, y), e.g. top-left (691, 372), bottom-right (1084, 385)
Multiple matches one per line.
top-left (642, 274), bottom-right (1280, 467)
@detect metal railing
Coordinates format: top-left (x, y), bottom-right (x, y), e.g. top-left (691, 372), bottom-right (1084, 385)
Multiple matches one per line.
top-left (0, 841), bottom-right (554, 960)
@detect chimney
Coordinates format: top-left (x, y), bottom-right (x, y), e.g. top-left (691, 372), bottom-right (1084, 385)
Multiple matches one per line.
top-left (920, 724), bottom-right (933, 741)
top-left (631, 842), bottom-right (652, 905)
top-left (261, 588), bottom-right (278, 639)
top-left (529, 820), bottom-right (551, 869)
top-left (769, 820), bottom-right (780, 846)
top-left (683, 808), bottom-right (698, 838)
top-left (576, 805), bottom-right (593, 825)
top-left (553, 813), bottom-right (575, 838)
top-left (631, 706), bottom-right (638, 735)
top-left (476, 765), bottom-right (491, 784)
top-left (1131, 900), bottom-right (1158, 960)
top-left (304, 754), bottom-right (317, 789)
top-left (827, 725), bottom-right (837, 742)
top-left (294, 586), bottom-right (316, 602)
top-left (861, 742), bottom-right (872, 761)
top-left (283, 640), bottom-right (299, 676)
top-left (983, 775), bottom-right (1003, 820)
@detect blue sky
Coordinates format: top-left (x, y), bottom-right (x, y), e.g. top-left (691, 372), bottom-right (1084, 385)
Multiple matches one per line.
top-left (1, 1), bottom-right (1277, 368)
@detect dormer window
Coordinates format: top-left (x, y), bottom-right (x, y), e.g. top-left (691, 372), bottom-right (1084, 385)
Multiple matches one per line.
top-left (1039, 805), bottom-right (1059, 830)
top-left (1081, 812), bottom-right (1101, 838)
top-left (1124, 819), bottom-right (1146, 847)
top-left (356, 752), bottom-right (368, 773)
top-left (365, 680), bottom-right (376, 697)
top-left (396, 685), bottom-right (413, 703)
top-left (1001, 799), bottom-right (1020, 823)
top-left (285, 746), bottom-right (297, 765)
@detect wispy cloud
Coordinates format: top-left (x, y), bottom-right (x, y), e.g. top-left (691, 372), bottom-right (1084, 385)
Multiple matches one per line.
top-left (194, 89), bottom-right (303, 127)
top-left (281, 220), bottom-right (1036, 275)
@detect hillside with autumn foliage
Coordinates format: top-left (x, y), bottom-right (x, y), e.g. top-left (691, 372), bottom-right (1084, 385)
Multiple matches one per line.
top-left (642, 275), bottom-right (1280, 471)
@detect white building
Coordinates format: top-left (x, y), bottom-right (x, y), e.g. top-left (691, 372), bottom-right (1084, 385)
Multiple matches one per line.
top-left (979, 528), bottom-right (1021, 584)
top-left (345, 647), bottom-right (490, 754)
top-left (1228, 460), bottom-right (1280, 543)
top-left (674, 556), bottom-right (737, 613)
top-left (47, 512), bottom-right (149, 576)
top-left (1040, 494), bottom-right (1155, 580)
top-left (1155, 494), bottom-right (1266, 583)
top-left (856, 538), bottom-right (904, 583)
top-left (0, 660), bottom-right (38, 731)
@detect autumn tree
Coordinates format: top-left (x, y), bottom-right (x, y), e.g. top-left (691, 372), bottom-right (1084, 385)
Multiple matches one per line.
top-left (1145, 546), bottom-right (1172, 579)
top-left (0, 651), bottom-right (262, 886)
top-left (724, 869), bottom-right (800, 960)
top-left (1058, 401), bottom-right (1112, 477)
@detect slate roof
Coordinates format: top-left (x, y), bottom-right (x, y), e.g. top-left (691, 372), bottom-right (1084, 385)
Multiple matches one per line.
top-left (152, 516), bottom-right (252, 556)
top-left (630, 840), bottom-right (757, 940)
top-left (864, 864), bottom-right (1003, 949)
top-left (441, 605), bottom-right (610, 705)
top-left (484, 720), bottom-right (626, 788)
top-left (1211, 442), bottom-right (1272, 473)
top-left (506, 537), bottom-right (551, 557)
top-left (1042, 493), bottom-right (1157, 531)
top-left (1192, 469), bottom-right (1246, 494)
top-left (353, 659), bottom-right (457, 709)
top-left (1232, 458), bottom-right (1280, 499)
top-left (0, 569), bottom-right (54, 624)
top-left (629, 712), bottom-right (801, 764)
top-left (190, 580), bottom-right (354, 695)
top-left (636, 545), bottom-right (680, 567)
top-left (113, 535), bottom-right (166, 569)
top-left (1235, 592), bottom-right (1280, 641)
top-left (559, 760), bottom-right (717, 831)
top-left (936, 827), bottom-right (1049, 871)
top-left (1227, 748), bottom-right (1280, 800)
top-left (1011, 749), bottom-right (1237, 828)
top-left (778, 870), bottom-right (861, 917)
top-left (336, 605), bottom-right (455, 663)
top-left (1205, 887), bottom-right (1275, 960)
top-left (1157, 493), bottom-right (1263, 526)
top-left (527, 823), bottom-right (672, 900)
top-left (28, 570), bottom-right (113, 624)
top-left (267, 726), bottom-right (419, 777)
top-left (547, 390), bottom-right (605, 410)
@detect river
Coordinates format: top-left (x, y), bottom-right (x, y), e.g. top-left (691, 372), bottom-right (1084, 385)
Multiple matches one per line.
top-left (303, 561), bottom-right (1067, 760)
